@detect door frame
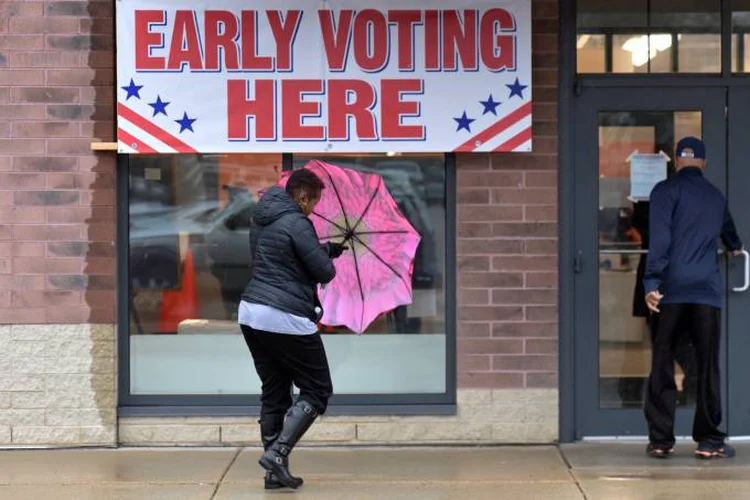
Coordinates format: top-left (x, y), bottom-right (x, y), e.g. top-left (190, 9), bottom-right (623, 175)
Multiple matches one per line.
top-left (570, 86), bottom-right (729, 439)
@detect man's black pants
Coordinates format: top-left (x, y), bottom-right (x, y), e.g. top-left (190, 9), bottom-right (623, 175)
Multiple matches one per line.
top-left (241, 325), bottom-right (333, 418)
top-left (645, 303), bottom-right (725, 447)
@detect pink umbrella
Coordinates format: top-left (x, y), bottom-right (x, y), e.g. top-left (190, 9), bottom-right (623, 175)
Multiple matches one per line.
top-left (279, 160), bottom-right (421, 334)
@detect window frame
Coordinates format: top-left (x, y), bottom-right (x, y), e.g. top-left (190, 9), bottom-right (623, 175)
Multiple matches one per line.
top-left (116, 153), bottom-right (457, 417)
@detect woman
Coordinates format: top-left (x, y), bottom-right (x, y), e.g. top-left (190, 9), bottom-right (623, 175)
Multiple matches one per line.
top-left (238, 169), bottom-right (346, 490)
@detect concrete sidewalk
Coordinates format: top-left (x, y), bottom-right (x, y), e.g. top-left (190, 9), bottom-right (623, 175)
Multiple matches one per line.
top-left (0, 443), bottom-right (748, 499)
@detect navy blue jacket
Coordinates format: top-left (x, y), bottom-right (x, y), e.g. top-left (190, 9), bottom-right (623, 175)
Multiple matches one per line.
top-left (644, 167), bottom-right (742, 308)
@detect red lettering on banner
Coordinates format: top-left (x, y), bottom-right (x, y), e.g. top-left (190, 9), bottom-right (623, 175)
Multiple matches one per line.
top-left (388, 10), bottom-right (421, 71)
top-left (268, 10), bottom-right (302, 71)
top-left (424, 10), bottom-right (441, 71)
top-left (135, 10), bottom-right (166, 70)
top-left (241, 11), bottom-right (274, 71)
top-left (353, 10), bottom-right (389, 72)
top-left (167, 11), bottom-right (203, 70)
top-left (227, 79), bottom-right (276, 140)
top-left (318, 10), bottom-right (354, 71)
top-left (480, 8), bottom-right (517, 72)
top-left (205, 11), bottom-right (239, 71)
top-left (328, 80), bottom-right (377, 140)
top-left (381, 79), bottom-right (424, 140)
top-left (443, 10), bottom-right (478, 71)
top-left (282, 80), bottom-right (326, 140)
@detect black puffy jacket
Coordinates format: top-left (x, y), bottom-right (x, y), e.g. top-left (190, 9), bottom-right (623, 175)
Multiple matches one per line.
top-left (241, 186), bottom-right (336, 321)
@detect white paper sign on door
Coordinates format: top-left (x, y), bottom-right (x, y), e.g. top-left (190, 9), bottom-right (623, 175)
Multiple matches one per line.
top-left (630, 153), bottom-right (667, 201)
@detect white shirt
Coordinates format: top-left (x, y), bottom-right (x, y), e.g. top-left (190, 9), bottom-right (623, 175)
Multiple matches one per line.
top-left (237, 300), bottom-right (317, 335)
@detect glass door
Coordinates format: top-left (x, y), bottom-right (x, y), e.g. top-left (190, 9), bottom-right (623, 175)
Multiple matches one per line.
top-left (573, 87), bottom-right (728, 437)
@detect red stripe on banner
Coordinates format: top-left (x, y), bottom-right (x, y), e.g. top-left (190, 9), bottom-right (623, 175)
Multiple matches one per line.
top-left (117, 103), bottom-right (197, 153)
top-left (493, 126), bottom-right (533, 152)
top-left (453, 101), bottom-right (533, 152)
top-left (118, 128), bottom-right (157, 153)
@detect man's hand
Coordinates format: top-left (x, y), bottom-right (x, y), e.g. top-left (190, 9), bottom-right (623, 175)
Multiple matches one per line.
top-left (326, 242), bottom-right (348, 259)
top-left (645, 291), bottom-right (663, 313)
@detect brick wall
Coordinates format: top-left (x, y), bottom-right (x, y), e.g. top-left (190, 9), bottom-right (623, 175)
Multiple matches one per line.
top-left (455, 0), bottom-right (559, 391)
top-left (0, 1), bottom-right (117, 446)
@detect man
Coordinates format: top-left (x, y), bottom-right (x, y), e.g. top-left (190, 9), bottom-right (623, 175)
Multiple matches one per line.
top-left (239, 169), bottom-right (346, 489)
top-left (643, 136), bottom-right (743, 459)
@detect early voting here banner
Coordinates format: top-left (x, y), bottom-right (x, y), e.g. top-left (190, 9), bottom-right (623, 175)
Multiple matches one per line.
top-left (116, 1), bottom-right (532, 154)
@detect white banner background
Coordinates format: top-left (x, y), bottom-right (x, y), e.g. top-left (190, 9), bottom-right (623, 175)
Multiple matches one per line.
top-left (116, 0), bottom-right (532, 154)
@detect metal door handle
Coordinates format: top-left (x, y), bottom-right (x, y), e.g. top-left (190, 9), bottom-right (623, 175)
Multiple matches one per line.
top-left (733, 249), bottom-right (750, 293)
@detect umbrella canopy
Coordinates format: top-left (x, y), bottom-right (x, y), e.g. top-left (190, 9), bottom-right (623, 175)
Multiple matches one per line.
top-left (280, 160), bottom-right (421, 334)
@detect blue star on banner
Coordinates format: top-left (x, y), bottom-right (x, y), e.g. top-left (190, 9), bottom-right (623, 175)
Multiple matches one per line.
top-left (121, 78), bottom-right (143, 100)
top-left (506, 77), bottom-right (528, 99)
top-left (175, 112), bottom-right (196, 133)
top-left (479, 94), bottom-right (501, 115)
top-left (148, 96), bottom-right (170, 117)
top-left (453, 111), bottom-right (475, 133)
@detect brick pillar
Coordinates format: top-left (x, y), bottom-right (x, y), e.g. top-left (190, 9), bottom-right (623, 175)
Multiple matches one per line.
top-left (0, 2), bottom-right (117, 446)
top-left (455, 0), bottom-right (559, 440)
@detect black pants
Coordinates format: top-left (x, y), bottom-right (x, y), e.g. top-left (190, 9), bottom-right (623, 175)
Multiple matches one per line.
top-left (241, 325), bottom-right (333, 417)
top-left (644, 303), bottom-right (724, 447)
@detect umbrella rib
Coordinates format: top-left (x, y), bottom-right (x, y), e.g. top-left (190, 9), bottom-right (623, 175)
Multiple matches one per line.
top-left (350, 177), bottom-right (382, 233)
top-left (349, 233), bottom-right (411, 291)
top-left (348, 238), bottom-right (367, 331)
top-left (354, 230), bottom-right (411, 236)
top-left (312, 212), bottom-right (347, 233)
top-left (318, 162), bottom-right (352, 231)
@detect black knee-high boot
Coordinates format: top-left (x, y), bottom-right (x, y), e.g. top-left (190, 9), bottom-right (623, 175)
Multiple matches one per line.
top-left (259, 414), bottom-right (304, 490)
top-left (259, 400), bottom-right (318, 489)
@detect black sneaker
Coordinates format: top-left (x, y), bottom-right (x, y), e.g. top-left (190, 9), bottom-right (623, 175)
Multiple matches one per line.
top-left (695, 442), bottom-right (736, 460)
top-left (647, 443), bottom-right (674, 459)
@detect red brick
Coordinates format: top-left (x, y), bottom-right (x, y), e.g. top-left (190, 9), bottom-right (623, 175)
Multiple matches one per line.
top-left (84, 289), bottom-right (115, 309)
top-left (533, 103), bottom-right (558, 121)
top-left (530, 137), bottom-right (557, 155)
top-left (0, 308), bottom-right (46, 324)
top-left (88, 50), bottom-right (114, 68)
top-left (46, 173), bottom-right (77, 189)
top-left (458, 322), bottom-right (491, 338)
top-left (0, 193), bottom-right (11, 206)
top-left (88, 306), bottom-right (114, 323)
top-left (46, 306), bottom-right (88, 323)
top-left (0, 291), bottom-right (10, 308)
top-left (0, 35), bottom-right (44, 50)
top-left (492, 222), bottom-right (557, 238)
top-left (533, 69), bottom-right (559, 86)
top-left (524, 205), bottom-right (557, 222)
top-left (79, 189), bottom-right (115, 206)
top-left (0, 139), bottom-right (45, 154)
top-left (87, 223), bottom-right (115, 242)
top-left (458, 355), bottom-right (491, 372)
top-left (532, 19), bottom-right (559, 37)
top-left (13, 156), bottom-right (78, 172)
top-left (15, 191), bottom-right (80, 206)
top-left (458, 171), bottom-right (524, 188)
top-left (459, 223), bottom-right (493, 238)
top-left (525, 171), bottom-right (557, 188)
top-left (456, 153), bottom-right (491, 170)
top-left (79, 85), bottom-right (114, 103)
top-left (492, 289), bottom-right (557, 306)
top-left (84, 257), bottom-right (115, 275)
top-left (458, 256), bottom-right (490, 272)
top-left (0, 243), bottom-right (10, 256)
top-left (0, 2), bottom-right (45, 17)
top-left (45, 258), bottom-right (83, 274)
top-left (493, 256), bottom-right (557, 271)
top-left (12, 290), bottom-right (81, 308)
top-left (14, 207), bottom-right (46, 224)
top-left (492, 322), bottom-right (558, 338)
top-left (0, 105), bottom-right (46, 119)
top-left (0, 122), bottom-right (8, 138)
top-left (457, 188), bottom-right (490, 204)
top-left (88, 275), bottom-right (114, 290)
top-left (46, 68), bottom-right (114, 86)
top-left (0, 70), bottom-right (44, 85)
top-left (78, 154), bottom-right (115, 173)
top-left (533, 121), bottom-right (558, 137)
top-left (12, 275), bottom-right (45, 290)
top-left (48, 275), bottom-right (86, 290)
top-left (533, 34), bottom-right (558, 53)
top-left (533, 87), bottom-right (559, 103)
top-left (459, 306), bottom-right (523, 322)
top-left (46, 35), bottom-right (113, 51)
top-left (0, 258), bottom-right (10, 274)
top-left (79, 18), bottom-right (114, 34)
top-left (13, 258), bottom-right (45, 274)
top-left (526, 372), bottom-right (558, 389)
top-left (10, 51), bottom-right (80, 68)
top-left (460, 206), bottom-right (523, 223)
top-left (9, 17), bottom-right (79, 33)
top-left (525, 239), bottom-right (558, 255)
top-left (47, 139), bottom-right (94, 154)
top-left (12, 87), bottom-right (79, 103)
top-left (491, 188), bottom-right (557, 205)
top-left (458, 239), bottom-right (523, 255)
top-left (460, 272), bottom-right (523, 288)
top-left (492, 355), bottom-right (557, 371)
top-left (526, 306), bottom-right (558, 321)
top-left (48, 225), bottom-right (85, 240)
top-left (11, 242), bottom-right (45, 257)
top-left (526, 272), bottom-right (558, 288)
top-left (12, 122), bottom-right (79, 138)
top-left (80, 121), bottom-right (115, 140)
top-left (0, 209), bottom-right (12, 224)
top-left (0, 88), bottom-right (8, 104)
top-left (46, 207), bottom-right (93, 224)
top-left (525, 338), bottom-right (558, 355)
top-left (459, 289), bottom-right (490, 306)
top-left (458, 372), bottom-right (524, 389)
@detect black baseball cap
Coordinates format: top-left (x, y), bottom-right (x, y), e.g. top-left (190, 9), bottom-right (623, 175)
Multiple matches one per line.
top-left (676, 136), bottom-right (706, 160)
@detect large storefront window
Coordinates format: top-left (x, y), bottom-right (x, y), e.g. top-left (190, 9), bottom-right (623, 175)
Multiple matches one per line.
top-left (124, 154), bottom-right (450, 400)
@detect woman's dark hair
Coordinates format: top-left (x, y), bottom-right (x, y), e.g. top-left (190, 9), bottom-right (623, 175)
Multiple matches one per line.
top-left (285, 169), bottom-right (325, 200)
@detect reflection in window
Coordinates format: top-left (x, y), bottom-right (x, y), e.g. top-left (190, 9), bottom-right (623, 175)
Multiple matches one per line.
top-left (733, 0), bottom-right (750, 71)
top-left (127, 153), bottom-right (448, 396)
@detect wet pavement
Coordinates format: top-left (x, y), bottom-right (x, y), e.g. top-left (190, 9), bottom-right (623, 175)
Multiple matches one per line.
top-left (0, 443), bottom-right (748, 498)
